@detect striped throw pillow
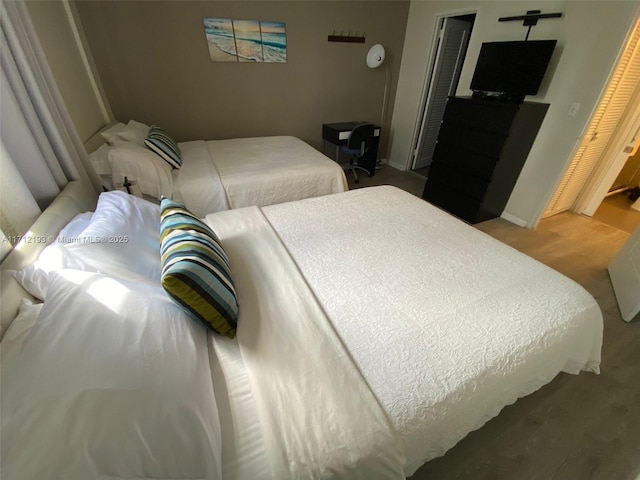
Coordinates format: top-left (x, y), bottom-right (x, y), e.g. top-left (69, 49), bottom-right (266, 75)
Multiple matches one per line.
top-left (160, 198), bottom-right (238, 338)
top-left (144, 125), bottom-right (182, 169)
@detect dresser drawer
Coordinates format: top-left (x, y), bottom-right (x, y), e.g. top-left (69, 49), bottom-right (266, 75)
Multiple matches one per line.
top-left (429, 162), bottom-right (490, 200)
top-left (422, 178), bottom-right (482, 223)
top-left (437, 123), bottom-right (507, 159)
top-left (443, 98), bottom-right (518, 134)
top-left (424, 97), bottom-right (549, 224)
top-left (432, 143), bottom-right (498, 179)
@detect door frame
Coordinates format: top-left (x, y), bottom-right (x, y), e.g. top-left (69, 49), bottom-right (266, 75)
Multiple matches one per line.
top-left (575, 87), bottom-right (640, 216)
top-left (405, 9), bottom-right (477, 172)
top-left (412, 16), bottom-right (472, 171)
top-left (534, 10), bottom-right (640, 228)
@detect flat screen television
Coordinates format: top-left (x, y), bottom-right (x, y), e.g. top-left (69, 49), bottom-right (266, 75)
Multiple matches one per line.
top-left (470, 40), bottom-right (557, 99)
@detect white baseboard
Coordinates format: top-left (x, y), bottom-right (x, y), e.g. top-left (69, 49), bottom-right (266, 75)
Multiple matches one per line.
top-left (387, 159), bottom-right (406, 170)
top-left (500, 211), bottom-right (528, 227)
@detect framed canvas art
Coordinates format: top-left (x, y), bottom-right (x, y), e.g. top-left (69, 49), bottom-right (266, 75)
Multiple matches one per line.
top-left (203, 18), bottom-right (287, 63)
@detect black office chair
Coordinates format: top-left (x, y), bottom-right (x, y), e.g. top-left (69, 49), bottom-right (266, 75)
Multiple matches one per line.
top-left (340, 123), bottom-right (375, 183)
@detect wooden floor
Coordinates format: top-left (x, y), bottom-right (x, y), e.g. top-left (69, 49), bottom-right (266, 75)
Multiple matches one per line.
top-left (347, 166), bottom-right (640, 480)
top-left (593, 191), bottom-right (640, 234)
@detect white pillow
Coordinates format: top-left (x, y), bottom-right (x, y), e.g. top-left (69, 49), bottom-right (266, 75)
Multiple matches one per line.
top-left (1, 270), bottom-right (223, 479)
top-left (98, 173), bottom-right (115, 191)
top-left (99, 122), bottom-right (127, 144)
top-left (56, 211), bottom-right (92, 239)
top-left (13, 193), bottom-right (162, 298)
top-left (88, 143), bottom-right (113, 175)
top-left (117, 119), bottom-right (150, 146)
top-left (12, 212), bottom-right (93, 300)
top-left (109, 142), bottom-right (174, 199)
top-left (68, 191), bottom-right (162, 284)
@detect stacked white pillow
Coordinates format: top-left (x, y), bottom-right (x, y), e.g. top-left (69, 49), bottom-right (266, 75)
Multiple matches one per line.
top-left (109, 142), bottom-right (174, 199)
top-left (12, 211), bottom-right (93, 299)
top-left (13, 192), bottom-right (161, 300)
top-left (99, 122), bottom-right (128, 145)
top-left (88, 143), bottom-right (112, 175)
top-left (91, 120), bottom-right (175, 200)
top-left (100, 119), bottom-right (150, 146)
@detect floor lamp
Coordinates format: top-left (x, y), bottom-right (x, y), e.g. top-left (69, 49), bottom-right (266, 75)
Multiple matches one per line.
top-left (366, 44), bottom-right (389, 166)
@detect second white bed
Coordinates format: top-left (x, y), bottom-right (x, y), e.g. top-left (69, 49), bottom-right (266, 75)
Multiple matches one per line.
top-left (175, 136), bottom-right (348, 217)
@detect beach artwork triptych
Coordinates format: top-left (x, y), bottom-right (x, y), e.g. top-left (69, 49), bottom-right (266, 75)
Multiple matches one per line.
top-left (203, 18), bottom-right (287, 63)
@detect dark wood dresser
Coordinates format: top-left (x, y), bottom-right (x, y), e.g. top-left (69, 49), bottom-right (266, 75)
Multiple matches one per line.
top-left (421, 96), bottom-right (549, 223)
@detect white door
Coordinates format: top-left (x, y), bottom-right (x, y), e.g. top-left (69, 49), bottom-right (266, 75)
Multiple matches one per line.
top-left (412, 17), bottom-right (471, 171)
top-left (608, 224), bottom-right (640, 321)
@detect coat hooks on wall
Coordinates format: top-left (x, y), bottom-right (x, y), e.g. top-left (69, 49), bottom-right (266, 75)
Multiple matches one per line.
top-left (328, 31), bottom-right (365, 43)
top-left (498, 10), bottom-right (562, 40)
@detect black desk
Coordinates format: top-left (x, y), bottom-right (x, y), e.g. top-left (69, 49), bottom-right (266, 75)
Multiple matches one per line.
top-left (322, 122), bottom-right (381, 176)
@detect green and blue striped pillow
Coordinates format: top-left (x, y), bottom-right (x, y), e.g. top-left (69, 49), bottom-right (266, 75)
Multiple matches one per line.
top-left (160, 198), bottom-right (238, 338)
top-left (145, 126), bottom-right (182, 169)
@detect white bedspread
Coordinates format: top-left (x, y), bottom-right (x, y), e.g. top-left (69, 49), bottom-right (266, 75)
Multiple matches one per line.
top-left (205, 206), bottom-right (405, 480)
top-left (176, 137), bottom-right (347, 216)
top-left (262, 186), bottom-right (603, 476)
top-left (175, 140), bottom-right (230, 216)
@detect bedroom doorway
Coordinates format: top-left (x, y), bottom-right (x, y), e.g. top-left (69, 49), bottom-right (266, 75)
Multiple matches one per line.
top-left (542, 15), bottom-right (640, 233)
top-left (590, 114), bottom-right (640, 234)
top-left (411, 12), bottom-right (475, 177)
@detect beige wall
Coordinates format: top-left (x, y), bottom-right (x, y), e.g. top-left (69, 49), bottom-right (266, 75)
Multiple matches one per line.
top-left (390, 0), bottom-right (640, 227)
top-left (26, 0), bottom-right (109, 143)
top-left (74, 1), bottom-right (409, 156)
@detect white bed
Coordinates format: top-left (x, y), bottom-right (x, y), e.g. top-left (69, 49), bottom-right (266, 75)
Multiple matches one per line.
top-left (0, 182), bottom-right (603, 479)
top-left (175, 136), bottom-right (349, 217)
top-left (89, 124), bottom-right (348, 217)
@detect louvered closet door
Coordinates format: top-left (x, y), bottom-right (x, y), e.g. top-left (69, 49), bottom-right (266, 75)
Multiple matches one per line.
top-left (412, 18), bottom-right (471, 170)
top-left (544, 21), bottom-right (640, 217)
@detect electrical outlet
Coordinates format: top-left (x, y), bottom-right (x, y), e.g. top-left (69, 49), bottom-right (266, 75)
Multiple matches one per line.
top-left (568, 102), bottom-right (581, 117)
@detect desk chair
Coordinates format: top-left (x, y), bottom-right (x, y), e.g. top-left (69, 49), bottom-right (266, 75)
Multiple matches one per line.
top-left (340, 123), bottom-right (375, 183)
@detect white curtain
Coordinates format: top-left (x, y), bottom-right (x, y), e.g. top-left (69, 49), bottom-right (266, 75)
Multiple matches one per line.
top-left (0, 0), bottom-right (100, 254)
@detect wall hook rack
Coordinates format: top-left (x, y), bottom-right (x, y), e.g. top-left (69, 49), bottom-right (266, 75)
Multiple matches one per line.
top-left (498, 10), bottom-right (562, 40)
top-left (328, 30), bottom-right (365, 43)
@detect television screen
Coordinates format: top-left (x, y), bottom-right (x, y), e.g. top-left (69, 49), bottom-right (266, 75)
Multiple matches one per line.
top-left (470, 40), bottom-right (557, 96)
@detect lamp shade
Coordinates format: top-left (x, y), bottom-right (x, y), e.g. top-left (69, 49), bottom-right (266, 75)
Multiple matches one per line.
top-left (366, 44), bottom-right (385, 68)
